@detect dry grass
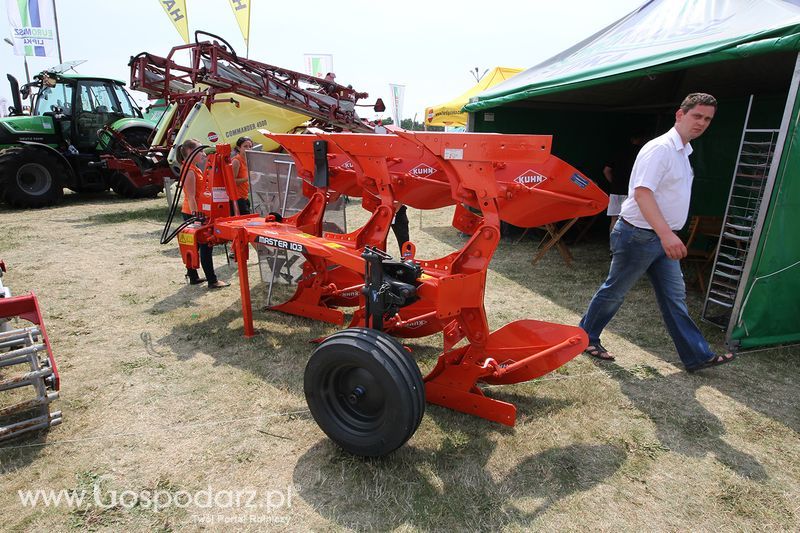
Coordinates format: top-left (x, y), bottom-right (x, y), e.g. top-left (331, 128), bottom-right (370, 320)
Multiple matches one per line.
top-left (0, 192), bottom-right (797, 532)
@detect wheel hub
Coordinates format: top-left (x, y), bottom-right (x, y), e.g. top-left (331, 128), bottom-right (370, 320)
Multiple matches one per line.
top-left (16, 163), bottom-right (52, 196)
top-left (347, 385), bottom-right (366, 405)
top-left (335, 367), bottom-right (384, 418)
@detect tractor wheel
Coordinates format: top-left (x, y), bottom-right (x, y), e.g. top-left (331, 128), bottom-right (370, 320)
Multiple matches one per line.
top-left (110, 171), bottom-right (161, 199)
top-left (108, 127), bottom-right (161, 199)
top-left (116, 127), bottom-right (152, 150)
top-left (0, 146), bottom-right (65, 208)
top-left (304, 328), bottom-right (425, 457)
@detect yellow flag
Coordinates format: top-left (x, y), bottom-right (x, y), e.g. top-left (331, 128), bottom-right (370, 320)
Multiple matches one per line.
top-left (227, 0), bottom-right (251, 48)
top-left (158, 0), bottom-right (189, 44)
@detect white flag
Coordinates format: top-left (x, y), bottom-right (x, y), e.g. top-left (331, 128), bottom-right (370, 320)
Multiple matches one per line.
top-left (303, 54), bottom-right (334, 78)
top-left (389, 84), bottom-right (405, 127)
top-left (6, 0), bottom-right (58, 57)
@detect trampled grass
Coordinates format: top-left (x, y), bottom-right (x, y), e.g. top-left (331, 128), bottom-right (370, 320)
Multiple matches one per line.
top-left (0, 196), bottom-right (797, 531)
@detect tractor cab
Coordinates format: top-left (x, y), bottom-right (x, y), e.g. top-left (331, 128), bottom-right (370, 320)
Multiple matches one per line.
top-left (28, 72), bottom-right (144, 152)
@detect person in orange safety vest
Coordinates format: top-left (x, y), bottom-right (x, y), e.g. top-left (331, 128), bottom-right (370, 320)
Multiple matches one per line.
top-left (178, 139), bottom-right (229, 289)
top-left (231, 136), bottom-right (253, 215)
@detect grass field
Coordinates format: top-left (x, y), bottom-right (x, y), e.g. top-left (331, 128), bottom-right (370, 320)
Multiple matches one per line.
top-left (0, 193), bottom-right (798, 532)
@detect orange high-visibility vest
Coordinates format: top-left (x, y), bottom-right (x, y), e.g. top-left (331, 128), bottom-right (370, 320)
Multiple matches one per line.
top-left (181, 164), bottom-right (205, 215)
top-left (233, 152), bottom-right (249, 200)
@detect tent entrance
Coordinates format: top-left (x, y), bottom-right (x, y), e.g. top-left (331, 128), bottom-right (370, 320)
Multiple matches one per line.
top-left (471, 50), bottom-right (800, 350)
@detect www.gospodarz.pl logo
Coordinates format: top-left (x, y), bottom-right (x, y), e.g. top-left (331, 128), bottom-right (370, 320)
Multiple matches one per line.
top-left (18, 483), bottom-right (299, 514)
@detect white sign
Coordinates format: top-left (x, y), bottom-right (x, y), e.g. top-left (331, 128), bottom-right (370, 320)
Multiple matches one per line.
top-left (7, 0), bottom-right (58, 57)
top-left (443, 148), bottom-right (463, 160)
top-left (303, 54), bottom-right (334, 78)
top-left (389, 83), bottom-right (405, 127)
top-left (212, 187), bottom-right (230, 202)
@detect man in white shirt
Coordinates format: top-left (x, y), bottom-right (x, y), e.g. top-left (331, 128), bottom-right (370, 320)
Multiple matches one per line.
top-left (579, 93), bottom-right (734, 372)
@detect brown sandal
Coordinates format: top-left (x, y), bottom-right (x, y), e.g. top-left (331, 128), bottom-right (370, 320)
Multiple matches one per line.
top-left (686, 352), bottom-right (735, 372)
top-left (584, 343), bottom-right (615, 361)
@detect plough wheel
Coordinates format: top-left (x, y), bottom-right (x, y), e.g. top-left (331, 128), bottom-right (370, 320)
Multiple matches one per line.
top-left (304, 328), bottom-right (424, 457)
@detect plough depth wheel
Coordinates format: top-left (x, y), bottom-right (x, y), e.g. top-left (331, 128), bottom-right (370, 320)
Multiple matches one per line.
top-left (304, 328), bottom-right (424, 457)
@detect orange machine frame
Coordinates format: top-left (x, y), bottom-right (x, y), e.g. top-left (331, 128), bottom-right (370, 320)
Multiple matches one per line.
top-left (177, 131), bottom-right (607, 425)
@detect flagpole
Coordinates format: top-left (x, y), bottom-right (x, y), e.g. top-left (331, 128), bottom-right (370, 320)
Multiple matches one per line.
top-left (245, 2), bottom-right (251, 58)
top-left (51, 0), bottom-right (63, 64)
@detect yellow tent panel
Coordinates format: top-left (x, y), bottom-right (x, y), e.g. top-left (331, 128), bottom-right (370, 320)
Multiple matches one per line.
top-left (424, 67), bottom-right (522, 127)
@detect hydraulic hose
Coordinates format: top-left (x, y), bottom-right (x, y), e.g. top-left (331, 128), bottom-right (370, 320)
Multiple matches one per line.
top-left (160, 145), bottom-right (208, 245)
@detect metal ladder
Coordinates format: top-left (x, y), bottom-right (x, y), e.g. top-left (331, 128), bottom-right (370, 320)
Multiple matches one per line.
top-left (0, 297), bottom-right (62, 442)
top-left (701, 96), bottom-right (780, 328)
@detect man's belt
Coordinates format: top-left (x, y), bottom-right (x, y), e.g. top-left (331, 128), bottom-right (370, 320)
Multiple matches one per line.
top-left (620, 217), bottom-right (656, 233)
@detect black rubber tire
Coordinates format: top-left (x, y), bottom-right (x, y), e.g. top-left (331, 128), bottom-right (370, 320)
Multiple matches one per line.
top-left (110, 171), bottom-right (161, 199)
top-left (304, 328), bottom-right (425, 457)
top-left (115, 127), bottom-right (152, 150)
top-left (107, 127), bottom-right (161, 199)
top-left (0, 146), bottom-right (65, 208)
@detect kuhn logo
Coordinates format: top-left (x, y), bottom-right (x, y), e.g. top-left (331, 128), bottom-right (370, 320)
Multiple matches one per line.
top-left (410, 164), bottom-right (436, 176)
top-left (404, 320), bottom-right (428, 330)
top-left (341, 291), bottom-right (359, 299)
top-left (341, 161), bottom-right (354, 169)
top-left (207, 132), bottom-right (219, 143)
top-left (514, 170), bottom-right (547, 186)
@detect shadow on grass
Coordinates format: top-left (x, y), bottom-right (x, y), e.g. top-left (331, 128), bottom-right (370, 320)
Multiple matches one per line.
top-left (148, 263), bottom-right (628, 529)
top-left (149, 260), bottom-right (626, 528)
top-left (709, 347), bottom-right (799, 434)
top-left (0, 191), bottom-right (164, 216)
top-left (152, 283), bottom-right (331, 380)
top-left (421, 222), bottom-right (800, 441)
top-left (57, 191), bottom-right (146, 207)
top-left (147, 263), bottom-right (236, 315)
top-left (595, 359), bottom-right (767, 480)
top-left (78, 205), bottom-right (170, 225)
top-left (0, 431), bottom-right (51, 472)
top-left (293, 436), bottom-right (626, 530)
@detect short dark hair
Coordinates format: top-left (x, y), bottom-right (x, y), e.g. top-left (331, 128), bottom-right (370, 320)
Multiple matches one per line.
top-left (235, 136), bottom-right (252, 148)
top-left (680, 93), bottom-right (717, 113)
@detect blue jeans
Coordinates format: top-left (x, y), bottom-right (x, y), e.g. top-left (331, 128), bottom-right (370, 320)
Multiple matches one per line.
top-left (579, 220), bottom-right (714, 369)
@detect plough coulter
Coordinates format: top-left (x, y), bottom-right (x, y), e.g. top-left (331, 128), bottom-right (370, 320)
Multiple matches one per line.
top-left (169, 130), bottom-right (607, 456)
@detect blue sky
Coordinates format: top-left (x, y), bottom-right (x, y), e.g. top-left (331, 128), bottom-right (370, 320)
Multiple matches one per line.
top-left (1, 0), bottom-right (643, 120)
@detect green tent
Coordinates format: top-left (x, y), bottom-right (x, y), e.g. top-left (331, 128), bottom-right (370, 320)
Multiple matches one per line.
top-left (465, 0), bottom-right (800, 351)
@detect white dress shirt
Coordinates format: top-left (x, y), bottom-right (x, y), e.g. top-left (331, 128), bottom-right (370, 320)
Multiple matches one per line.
top-left (618, 127), bottom-right (694, 231)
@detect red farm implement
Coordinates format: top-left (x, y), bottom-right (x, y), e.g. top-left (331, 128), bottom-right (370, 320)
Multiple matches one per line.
top-left (0, 262), bottom-right (62, 442)
top-left (101, 31), bottom-right (384, 204)
top-left (167, 130), bottom-right (607, 456)
top-left (103, 33), bottom-right (384, 192)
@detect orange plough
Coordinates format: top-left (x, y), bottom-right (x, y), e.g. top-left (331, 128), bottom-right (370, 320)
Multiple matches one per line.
top-left (170, 130), bottom-right (607, 456)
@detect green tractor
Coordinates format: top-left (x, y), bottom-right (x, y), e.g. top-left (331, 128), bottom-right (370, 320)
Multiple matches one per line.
top-left (0, 69), bottom-right (162, 208)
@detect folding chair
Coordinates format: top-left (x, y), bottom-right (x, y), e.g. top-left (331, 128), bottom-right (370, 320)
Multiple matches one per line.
top-left (682, 215), bottom-right (723, 293)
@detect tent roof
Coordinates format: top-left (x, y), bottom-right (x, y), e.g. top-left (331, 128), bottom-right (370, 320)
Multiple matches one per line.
top-left (466, 0), bottom-right (800, 112)
top-left (425, 67), bottom-right (522, 126)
